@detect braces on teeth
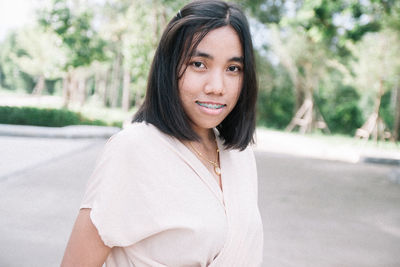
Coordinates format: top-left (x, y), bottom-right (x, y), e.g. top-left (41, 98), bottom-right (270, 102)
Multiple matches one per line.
top-left (197, 102), bottom-right (225, 109)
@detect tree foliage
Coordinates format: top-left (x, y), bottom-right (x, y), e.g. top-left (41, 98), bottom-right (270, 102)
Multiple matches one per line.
top-left (38, 0), bottom-right (106, 69)
top-left (240, 0), bottom-right (400, 137)
top-left (0, 0), bottom-right (399, 139)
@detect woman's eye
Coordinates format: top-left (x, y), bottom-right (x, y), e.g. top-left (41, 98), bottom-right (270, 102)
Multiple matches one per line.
top-left (192, 61), bottom-right (205, 68)
top-left (228, 65), bottom-right (241, 72)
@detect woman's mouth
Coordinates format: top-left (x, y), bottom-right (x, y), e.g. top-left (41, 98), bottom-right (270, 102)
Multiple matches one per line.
top-left (196, 101), bottom-right (226, 109)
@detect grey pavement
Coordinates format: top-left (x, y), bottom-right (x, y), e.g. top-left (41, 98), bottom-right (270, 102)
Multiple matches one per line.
top-left (0, 124), bottom-right (120, 139)
top-left (256, 151), bottom-right (400, 266)
top-left (0, 124), bottom-right (400, 266)
top-left (0, 138), bottom-right (105, 267)
top-left (0, 136), bottom-right (99, 178)
top-left (1, 124), bottom-right (399, 165)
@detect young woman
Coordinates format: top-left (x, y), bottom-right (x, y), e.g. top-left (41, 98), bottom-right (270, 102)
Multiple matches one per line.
top-left (61, 1), bottom-right (263, 266)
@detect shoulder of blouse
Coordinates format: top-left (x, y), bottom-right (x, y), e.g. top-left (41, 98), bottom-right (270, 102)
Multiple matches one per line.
top-left (103, 122), bottom-right (157, 153)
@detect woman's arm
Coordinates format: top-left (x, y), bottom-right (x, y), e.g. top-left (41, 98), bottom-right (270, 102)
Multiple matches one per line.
top-left (61, 208), bottom-right (111, 267)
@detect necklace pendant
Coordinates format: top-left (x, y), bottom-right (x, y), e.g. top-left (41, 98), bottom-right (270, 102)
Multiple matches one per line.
top-left (214, 166), bottom-right (221, 176)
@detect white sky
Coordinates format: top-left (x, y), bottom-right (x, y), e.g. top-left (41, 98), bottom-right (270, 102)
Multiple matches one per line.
top-left (0, 0), bottom-right (108, 41)
top-left (0, 0), bottom-right (37, 40)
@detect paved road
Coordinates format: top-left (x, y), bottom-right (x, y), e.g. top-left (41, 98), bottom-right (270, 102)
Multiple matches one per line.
top-left (0, 136), bottom-right (399, 266)
top-left (256, 151), bottom-right (400, 267)
top-left (0, 137), bottom-right (105, 267)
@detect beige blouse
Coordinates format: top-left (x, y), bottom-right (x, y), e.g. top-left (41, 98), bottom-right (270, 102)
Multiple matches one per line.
top-left (80, 122), bottom-right (263, 266)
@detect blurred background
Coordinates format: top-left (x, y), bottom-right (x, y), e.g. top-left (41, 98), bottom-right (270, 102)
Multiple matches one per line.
top-left (0, 0), bottom-right (399, 142)
top-left (1, 0), bottom-right (400, 266)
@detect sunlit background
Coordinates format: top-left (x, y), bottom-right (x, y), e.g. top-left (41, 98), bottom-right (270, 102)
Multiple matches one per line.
top-left (0, 1), bottom-right (400, 266)
top-left (0, 0), bottom-right (399, 144)
top-left (0, 1), bottom-right (35, 41)
top-left (1, 0), bottom-right (399, 197)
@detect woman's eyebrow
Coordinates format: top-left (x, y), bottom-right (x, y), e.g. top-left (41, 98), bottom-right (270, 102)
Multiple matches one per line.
top-left (192, 50), bottom-right (244, 63)
top-left (192, 50), bottom-right (213, 59)
top-left (230, 56), bottom-right (244, 63)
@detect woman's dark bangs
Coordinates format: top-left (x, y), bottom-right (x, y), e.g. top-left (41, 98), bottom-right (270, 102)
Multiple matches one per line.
top-left (177, 20), bottom-right (226, 79)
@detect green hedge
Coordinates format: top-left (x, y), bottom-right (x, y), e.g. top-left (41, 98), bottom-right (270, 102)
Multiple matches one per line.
top-left (257, 84), bottom-right (295, 129)
top-left (318, 85), bottom-right (363, 135)
top-left (0, 106), bottom-right (120, 127)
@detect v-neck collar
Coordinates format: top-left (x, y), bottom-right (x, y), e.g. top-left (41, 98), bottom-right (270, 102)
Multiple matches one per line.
top-left (146, 123), bottom-right (226, 209)
top-left (143, 123), bottom-right (238, 265)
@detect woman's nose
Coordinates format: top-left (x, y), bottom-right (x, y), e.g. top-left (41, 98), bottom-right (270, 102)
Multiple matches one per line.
top-left (204, 70), bottom-right (224, 95)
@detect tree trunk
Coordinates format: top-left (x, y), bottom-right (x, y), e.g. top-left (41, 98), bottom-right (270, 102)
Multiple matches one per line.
top-left (62, 73), bottom-right (71, 108)
top-left (103, 69), bottom-right (112, 107)
top-left (94, 72), bottom-right (100, 99)
top-left (355, 78), bottom-right (386, 141)
top-left (285, 98), bottom-right (313, 133)
top-left (78, 77), bottom-right (87, 107)
top-left (69, 73), bottom-right (79, 105)
top-left (153, 1), bottom-right (160, 45)
top-left (372, 79), bottom-right (385, 141)
top-left (374, 78), bottom-right (384, 114)
top-left (122, 69), bottom-right (131, 112)
top-left (294, 79), bottom-right (304, 111)
top-left (393, 82), bottom-right (400, 141)
top-left (95, 73), bottom-right (107, 107)
top-left (135, 87), bottom-right (143, 108)
top-left (33, 75), bottom-right (46, 95)
top-left (110, 51), bottom-right (122, 108)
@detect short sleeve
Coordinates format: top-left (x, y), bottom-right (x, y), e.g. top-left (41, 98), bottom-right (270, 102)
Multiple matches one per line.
top-left (80, 125), bottom-right (167, 248)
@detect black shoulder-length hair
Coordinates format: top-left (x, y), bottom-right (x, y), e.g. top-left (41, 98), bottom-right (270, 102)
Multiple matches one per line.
top-left (133, 0), bottom-right (257, 151)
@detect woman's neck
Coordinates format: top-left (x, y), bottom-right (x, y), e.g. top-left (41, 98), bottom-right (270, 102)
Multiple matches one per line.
top-left (193, 127), bottom-right (215, 147)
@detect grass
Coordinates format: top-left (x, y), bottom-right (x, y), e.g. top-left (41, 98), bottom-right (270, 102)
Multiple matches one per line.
top-left (306, 131), bottom-right (399, 151)
top-left (1, 89), bottom-right (399, 152)
top-left (257, 126), bottom-right (399, 153)
top-left (0, 89), bottom-right (134, 127)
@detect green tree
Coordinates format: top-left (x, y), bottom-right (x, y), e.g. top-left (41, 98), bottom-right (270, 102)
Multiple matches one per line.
top-left (242, 0), bottom-right (399, 135)
top-left (0, 32), bottom-right (35, 92)
top-left (351, 29), bottom-right (400, 140)
top-left (92, 0), bottom-right (186, 110)
top-left (38, 0), bottom-right (106, 107)
top-left (11, 28), bottom-right (66, 95)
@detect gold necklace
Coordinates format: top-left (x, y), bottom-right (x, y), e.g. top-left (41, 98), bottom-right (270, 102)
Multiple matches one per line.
top-left (189, 140), bottom-right (221, 176)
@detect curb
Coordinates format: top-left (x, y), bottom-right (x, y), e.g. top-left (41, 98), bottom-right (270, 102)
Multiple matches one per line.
top-left (254, 128), bottom-right (400, 167)
top-left (361, 156), bottom-right (400, 166)
top-left (0, 124), bottom-right (121, 139)
top-left (1, 124), bottom-right (399, 166)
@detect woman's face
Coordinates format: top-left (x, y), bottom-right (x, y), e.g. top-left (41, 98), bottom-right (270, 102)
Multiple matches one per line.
top-left (178, 26), bottom-right (243, 135)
